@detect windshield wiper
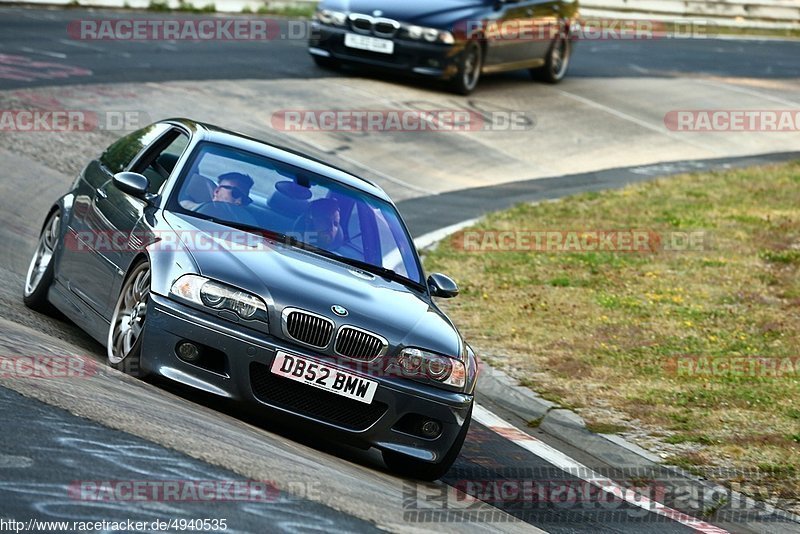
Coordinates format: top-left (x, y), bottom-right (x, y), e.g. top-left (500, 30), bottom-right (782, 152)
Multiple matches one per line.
top-left (328, 255), bottom-right (425, 291)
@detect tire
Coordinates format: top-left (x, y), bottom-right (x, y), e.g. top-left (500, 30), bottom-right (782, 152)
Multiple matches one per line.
top-left (449, 41), bottom-right (482, 95)
top-left (383, 403), bottom-right (473, 481)
top-left (530, 26), bottom-right (571, 84)
top-left (107, 260), bottom-right (151, 378)
top-left (23, 210), bottom-right (61, 314)
top-left (312, 55), bottom-right (340, 70)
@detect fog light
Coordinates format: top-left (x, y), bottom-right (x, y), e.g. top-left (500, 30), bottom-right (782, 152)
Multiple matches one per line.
top-left (177, 342), bottom-right (201, 363)
top-left (421, 420), bottom-right (442, 438)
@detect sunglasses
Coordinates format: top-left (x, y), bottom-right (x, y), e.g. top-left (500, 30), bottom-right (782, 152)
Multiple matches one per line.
top-left (217, 184), bottom-right (244, 199)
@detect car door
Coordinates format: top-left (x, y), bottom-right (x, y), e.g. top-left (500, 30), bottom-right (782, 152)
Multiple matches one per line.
top-left (483, 0), bottom-right (556, 69)
top-left (521, 0), bottom-right (560, 62)
top-left (59, 123), bottom-right (194, 317)
top-left (481, 0), bottom-right (532, 68)
top-left (106, 127), bottom-right (190, 307)
top-left (58, 124), bottom-right (172, 318)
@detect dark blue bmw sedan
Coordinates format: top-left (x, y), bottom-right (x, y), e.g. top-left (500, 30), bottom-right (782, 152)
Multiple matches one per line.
top-left (309, 0), bottom-right (579, 93)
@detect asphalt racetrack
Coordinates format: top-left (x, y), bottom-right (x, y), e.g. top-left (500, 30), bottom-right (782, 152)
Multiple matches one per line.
top-left (1, 6), bottom-right (799, 533)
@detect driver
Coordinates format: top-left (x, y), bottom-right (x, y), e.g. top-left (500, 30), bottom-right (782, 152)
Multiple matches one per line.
top-left (212, 172), bottom-right (254, 206)
top-left (304, 198), bottom-right (343, 250)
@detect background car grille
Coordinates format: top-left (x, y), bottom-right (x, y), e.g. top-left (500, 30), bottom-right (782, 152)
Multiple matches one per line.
top-left (284, 310), bottom-right (333, 348)
top-left (373, 20), bottom-right (399, 38)
top-left (335, 326), bottom-right (386, 361)
top-left (350, 15), bottom-right (372, 34)
top-left (348, 14), bottom-right (399, 38)
top-left (250, 363), bottom-right (387, 431)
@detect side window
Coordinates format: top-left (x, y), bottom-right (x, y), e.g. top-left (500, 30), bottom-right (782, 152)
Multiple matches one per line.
top-left (99, 123), bottom-right (170, 174)
top-left (132, 130), bottom-right (190, 194)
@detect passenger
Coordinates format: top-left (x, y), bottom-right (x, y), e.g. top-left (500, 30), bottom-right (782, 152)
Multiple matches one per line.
top-left (303, 198), bottom-right (343, 250)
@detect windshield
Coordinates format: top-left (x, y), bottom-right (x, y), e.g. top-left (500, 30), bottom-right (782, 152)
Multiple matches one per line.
top-left (170, 142), bottom-right (423, 285)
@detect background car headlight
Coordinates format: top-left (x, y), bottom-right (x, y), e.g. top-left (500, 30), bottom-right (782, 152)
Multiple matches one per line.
top-left (315, 9), bottom-right (348, 26)
top-left (397, 348), bottom-right (466, 388)
top-left (170, 274), bottom-right (267, 321)
top-left (403, 25), bottom-right (454, 44)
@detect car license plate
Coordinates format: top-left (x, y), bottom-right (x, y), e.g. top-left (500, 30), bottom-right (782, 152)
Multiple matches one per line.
top-left (270, 351), bottom-right (378, 404)
top-left (344, 33), bottom-right (394, 55)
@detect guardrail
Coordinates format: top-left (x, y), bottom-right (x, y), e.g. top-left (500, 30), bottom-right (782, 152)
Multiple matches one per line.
top-left (3, 0), bottom-right (798, 31)
top-left (581, 0), bottom-right (800, 30)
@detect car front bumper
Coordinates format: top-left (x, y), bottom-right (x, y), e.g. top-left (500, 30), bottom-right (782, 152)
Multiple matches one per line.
top-left (308, 23), bottom-right (462, 80)
top-left (141, 293), bottom-right (473, 463)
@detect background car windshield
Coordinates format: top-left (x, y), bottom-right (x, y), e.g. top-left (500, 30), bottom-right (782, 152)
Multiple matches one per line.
top-left (174, 142), bottom-right (423, 285)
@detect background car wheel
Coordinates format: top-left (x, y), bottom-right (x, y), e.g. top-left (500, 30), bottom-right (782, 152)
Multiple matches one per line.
top-left (530, 27), bottom-right (571, 83)
top-left (312, 55), bottom-right (340, 70)
top-left (23, 210), bottom-right (60, 314)
top-left (450, 42), bottom-right (482, 95)
top-left (382, 403), bottom-right (473, 481)
top-left (107, 260), bottom-right (151, 377)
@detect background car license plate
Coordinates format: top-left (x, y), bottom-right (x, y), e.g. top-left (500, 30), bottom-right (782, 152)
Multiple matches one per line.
top-left (344, 33), bottom-right (394, 55)
top-left (270, 352), bottom-right (378, 404)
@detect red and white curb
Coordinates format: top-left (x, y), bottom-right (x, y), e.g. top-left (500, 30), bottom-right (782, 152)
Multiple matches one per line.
top-left (473, 403), bottom-right (729, 534)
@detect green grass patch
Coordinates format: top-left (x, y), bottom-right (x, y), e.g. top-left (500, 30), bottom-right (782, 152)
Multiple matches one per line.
top-left (147, 0), bottom-right (170, 11)
top-left (255, 4), bottom-right (316, 17)
top-left (425, 160), bottom-right (800, 504)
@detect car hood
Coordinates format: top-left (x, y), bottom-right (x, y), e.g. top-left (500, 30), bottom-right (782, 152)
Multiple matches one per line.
top-left (164, 212), bottom-right (463, 358)
top-left (322, 0), bottom-right (489, 28)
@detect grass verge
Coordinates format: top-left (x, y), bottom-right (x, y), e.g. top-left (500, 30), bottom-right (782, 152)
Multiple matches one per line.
top-left (424, 161), bottom-right (800, 510)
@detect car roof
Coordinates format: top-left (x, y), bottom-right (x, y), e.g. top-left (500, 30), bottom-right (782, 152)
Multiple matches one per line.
top-left (163, 118), bottom-right (394, 204)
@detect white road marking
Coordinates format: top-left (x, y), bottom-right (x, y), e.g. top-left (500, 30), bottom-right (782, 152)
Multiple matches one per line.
top-left (709, 35), bottom-right (800, 43)
top-left (694, 79), bottom-right (800, 107)
top-left (551, 88), bottom-right (723, 154)
top-left (415, 217), bottom-right (481, 251)
top-left (57, 38), bottom-right (106, 52)
top-left (472, 404), bottom-right (730, 534)
top-left (18, 47), bottom-right (67, 59)
top-left (0, 454), bottom-right (33, 468)
top-left (628, 63), bottom-right (650, 74)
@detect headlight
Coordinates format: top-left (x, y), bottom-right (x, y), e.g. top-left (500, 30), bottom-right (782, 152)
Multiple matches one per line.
top-left (404, 25), bottom-right (454, 44)
top-left (397, 348), bottom-right (466, 388)
top-left (439, 31), bottom-right (455, 45)
top-left (315, 9), bottom-right (348, 26)
top-left (170, 274), bottom-right (268, 321)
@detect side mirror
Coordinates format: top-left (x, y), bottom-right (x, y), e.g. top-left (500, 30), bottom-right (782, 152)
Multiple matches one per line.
top-left (427, 273), bottom-right (459, 298)
top-left (113, 172), bottom-right (149, 199)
